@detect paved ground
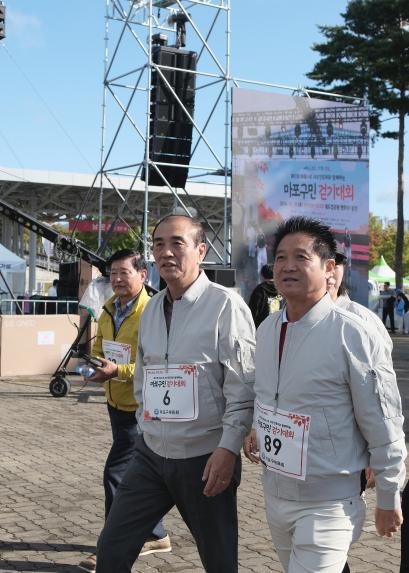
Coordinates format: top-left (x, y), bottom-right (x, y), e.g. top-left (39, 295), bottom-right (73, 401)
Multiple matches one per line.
top-left (0, 334), bottom-right (408, 573)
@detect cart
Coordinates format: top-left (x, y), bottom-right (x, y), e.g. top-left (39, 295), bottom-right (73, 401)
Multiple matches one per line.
top-left (49, 313), bottom-right (93, 397)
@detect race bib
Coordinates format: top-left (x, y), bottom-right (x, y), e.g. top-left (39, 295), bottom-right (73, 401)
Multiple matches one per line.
top-left (143, 364), bottom-right (199, 422)
top-left (255, 400), bottom-right (311, 480)
top-left (102, 340), bottom-right (131, 365)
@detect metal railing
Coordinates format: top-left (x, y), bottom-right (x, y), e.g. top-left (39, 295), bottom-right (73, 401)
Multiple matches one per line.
top-left (0, 298), bottom-right (78, 315)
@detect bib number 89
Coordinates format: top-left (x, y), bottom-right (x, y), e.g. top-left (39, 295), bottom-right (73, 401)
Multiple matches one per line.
top-left (264, 435), bottom-right (282, 455)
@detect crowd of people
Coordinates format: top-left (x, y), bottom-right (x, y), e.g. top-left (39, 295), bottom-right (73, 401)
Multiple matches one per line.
top-left (78, 214), bottom-right (407, 573)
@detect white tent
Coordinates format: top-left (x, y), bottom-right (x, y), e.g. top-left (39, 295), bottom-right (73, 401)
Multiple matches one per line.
top-left (369, 255), bottom-right (396, 285)
top-left (369, 255), bottom-right (409, 289)
top-left (0, 243), bottom-right (26, 297)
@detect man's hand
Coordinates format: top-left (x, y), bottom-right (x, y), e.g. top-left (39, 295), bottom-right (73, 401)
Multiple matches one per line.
top-left (88, 357), bottom-right (118, 383)
top-left (243, 429), bottom-right (259, 464)
top-left (365, 467), bottom-right (375, 489)
top-left (202, 447), bottom-right (237, 497)
top-left (375, 507), bottom-right (403, 537)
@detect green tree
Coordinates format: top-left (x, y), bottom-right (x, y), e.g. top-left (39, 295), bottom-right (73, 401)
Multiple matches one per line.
top-left (307, 0), bottom-right (409, 288)
top-left (368, 213), bottom-right (383, 267)
top-left (369, 213), bottom-right (409, 276)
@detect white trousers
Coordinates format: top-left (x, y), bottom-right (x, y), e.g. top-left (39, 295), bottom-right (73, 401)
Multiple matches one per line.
top-left (403, 311), bottom-right (409, 333)
top-left (264, 493), bottom-right (366, 573)
top-left (395, 312), bottom-right (404, 333)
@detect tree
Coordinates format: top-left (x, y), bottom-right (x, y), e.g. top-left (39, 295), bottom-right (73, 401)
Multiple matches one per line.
top-left (307, 0), bottom-right (409, 288)
top-left (368, 213), bottom-right (384, 266)
top-left (369, 213), bottom-right (409, 276)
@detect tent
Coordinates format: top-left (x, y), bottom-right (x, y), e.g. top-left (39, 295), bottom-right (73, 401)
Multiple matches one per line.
top-left (0, 243), bottom-right (26, 297)
top-left (369, 255), bottom-right (409, 288)
top-left (369, 255), bottom-right (396, 285)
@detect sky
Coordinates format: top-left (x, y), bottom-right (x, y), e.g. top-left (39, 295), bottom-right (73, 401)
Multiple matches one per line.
top-left (0, 0), bottom-right (407, 222)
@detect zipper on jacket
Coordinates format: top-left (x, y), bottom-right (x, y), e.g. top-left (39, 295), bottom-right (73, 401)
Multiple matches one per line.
top-left (274, 318), bottom-right (287, 413)
top-left (165, 338), bottom-right (169, 371)
top-left (273, 316), bottom-right (287, 414)
top-left (163, 296), bottom-right (172, 457)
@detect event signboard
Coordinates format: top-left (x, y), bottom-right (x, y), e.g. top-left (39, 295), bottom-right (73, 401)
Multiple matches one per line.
top-left (231, 88), bottom-right (369, 306)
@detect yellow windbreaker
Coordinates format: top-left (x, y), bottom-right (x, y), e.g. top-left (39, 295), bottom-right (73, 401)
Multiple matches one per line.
top-left (92, 287), bottom-right (150, 412)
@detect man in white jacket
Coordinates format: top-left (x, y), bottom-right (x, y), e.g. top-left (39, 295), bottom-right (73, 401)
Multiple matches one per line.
top-left (96, 215), bottom-right (256, 573)
top-left (244, 216), bottom-right (405, 573)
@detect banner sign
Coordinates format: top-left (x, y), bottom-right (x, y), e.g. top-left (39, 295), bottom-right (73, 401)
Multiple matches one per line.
top-left (68, 221), bottom-right (129, 233)
top-left (231, 88), bottom-right (369, 306)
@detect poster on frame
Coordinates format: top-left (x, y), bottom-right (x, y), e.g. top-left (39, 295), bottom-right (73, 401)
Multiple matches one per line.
top-left (231, 88), bottom-right (369, 306)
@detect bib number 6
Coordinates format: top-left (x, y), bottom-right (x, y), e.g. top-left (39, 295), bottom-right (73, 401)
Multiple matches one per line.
top-left (264, 435), bottom-right (282, 455)
top-left (163, 390), bottom-right (171, 406)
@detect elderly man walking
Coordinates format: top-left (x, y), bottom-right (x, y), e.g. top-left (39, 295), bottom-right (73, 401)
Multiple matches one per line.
top-left (96, 215), bottom-right (256, 573)
top-left (245, 216), bottom-right (406, 573)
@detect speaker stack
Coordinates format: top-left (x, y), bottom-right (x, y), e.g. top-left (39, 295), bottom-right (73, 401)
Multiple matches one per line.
top-left (142, 45), bottom-right (197, 188)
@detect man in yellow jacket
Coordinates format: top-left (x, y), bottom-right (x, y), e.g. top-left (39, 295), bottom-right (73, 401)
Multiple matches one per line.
top-left (79, 249), bottom-right (170, 573)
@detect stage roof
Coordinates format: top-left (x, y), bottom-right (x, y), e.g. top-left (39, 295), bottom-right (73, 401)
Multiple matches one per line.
top-left (0, 167), bottom-right (228, 225)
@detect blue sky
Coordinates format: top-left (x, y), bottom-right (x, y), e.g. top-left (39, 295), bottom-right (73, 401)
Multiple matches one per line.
top-left (0, 0), bottom-right (407, 221)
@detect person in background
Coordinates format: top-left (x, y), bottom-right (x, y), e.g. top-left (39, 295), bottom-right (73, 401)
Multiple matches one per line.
top-left (395, 291), bottom-right (409, 334)
top-left (248, 263), bottom-right (280, 329)
top-left (404, 295), bottom-right (409, 334)
top-left (327, 248), bottom-right (391, 573)
top-left (327, 250), bottom-right (392, 357)
top-left (400, 481), bottom-right (409, 572)
top-left (381, 281), bottom-right (396, 333)
top-left (256, 230), bottom-right (268, 275)
top-left (47, 279), bottom-right (59, 297)
top-left (246, 224), bottom-right (256, 258)
top-left (78, 249), bottom-right (170, 573)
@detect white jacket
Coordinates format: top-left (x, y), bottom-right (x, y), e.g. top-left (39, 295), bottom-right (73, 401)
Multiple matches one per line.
top-left (255, 293), bottom-right (406, 509)
top-left (135, 271), bottom-right (256, 459)
top-left (336, 294), bottom-right (392, 356)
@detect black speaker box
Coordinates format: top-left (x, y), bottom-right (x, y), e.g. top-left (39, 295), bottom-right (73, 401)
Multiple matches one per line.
top-left (59, 262), bottom-right (80, 298)
top-left (203, 267), bottom-right (236, 288)
top-left (141, 45), bottom-right (197, 188)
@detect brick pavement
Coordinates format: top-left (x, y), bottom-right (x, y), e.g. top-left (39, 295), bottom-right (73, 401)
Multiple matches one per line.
top-left (0, 333), bottom-right (408, 573)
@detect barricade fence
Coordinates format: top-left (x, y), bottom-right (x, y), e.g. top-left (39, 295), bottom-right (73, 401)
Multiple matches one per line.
top-left (0, 298), bottom-right (78, 315)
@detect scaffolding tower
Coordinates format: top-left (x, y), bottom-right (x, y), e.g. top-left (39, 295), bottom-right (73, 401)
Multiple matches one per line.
top-left (95, 0), bottom-right (233, 265)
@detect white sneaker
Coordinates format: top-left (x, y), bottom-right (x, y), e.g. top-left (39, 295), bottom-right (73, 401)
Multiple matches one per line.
top-left (139, 534), bottom-right (172, 556)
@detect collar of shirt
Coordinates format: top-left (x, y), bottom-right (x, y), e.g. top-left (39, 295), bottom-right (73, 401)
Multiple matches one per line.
top-left (281, 294), bottom-right (333, 326)
top-left (113, 294), bottom-right (138, 332)
top-left (163, 289), bottom-right (182, 334)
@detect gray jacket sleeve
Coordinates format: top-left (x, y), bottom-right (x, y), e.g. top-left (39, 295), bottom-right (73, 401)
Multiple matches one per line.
top-left (345, 322), bottom-right (406, 510)
top-left (134, 324), bottom-right (145, 425)
top-left (217, 293), bottom-right (256, 455)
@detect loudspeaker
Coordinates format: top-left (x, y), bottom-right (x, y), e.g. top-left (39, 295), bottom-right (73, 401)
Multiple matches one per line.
top-left (202, 267), bottom-right (236, 288)
top-left (142, 46), bottom-right (197, 188)
top-left (59, 262), bottom-right (80, 298)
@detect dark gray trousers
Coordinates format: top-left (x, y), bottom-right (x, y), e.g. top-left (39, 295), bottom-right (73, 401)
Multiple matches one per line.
top-left (96, 434), bottom-right (241, 573)
top-left (104, 404), bottom-right (166, 538)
